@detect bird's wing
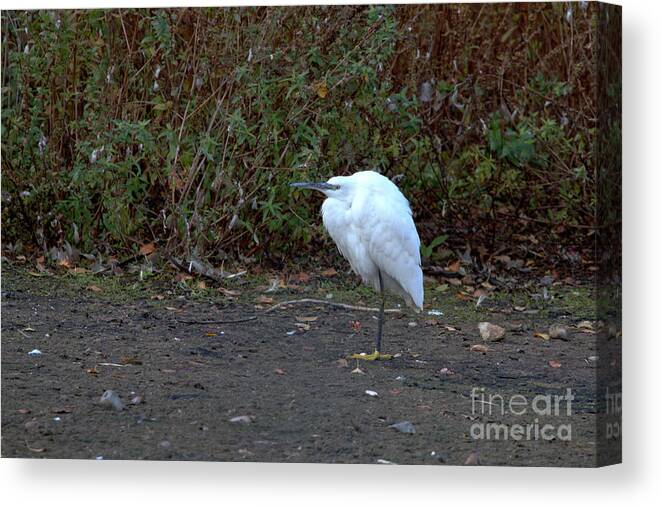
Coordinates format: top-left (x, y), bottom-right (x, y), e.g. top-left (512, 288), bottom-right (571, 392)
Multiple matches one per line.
top-left (322, 198), bottom-right (377, 282)
top-left (354, 193), bottom-right (424, 309)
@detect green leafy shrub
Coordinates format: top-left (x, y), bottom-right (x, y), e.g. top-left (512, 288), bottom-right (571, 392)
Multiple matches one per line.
top-left (1, 4), bottom-right (600, 270)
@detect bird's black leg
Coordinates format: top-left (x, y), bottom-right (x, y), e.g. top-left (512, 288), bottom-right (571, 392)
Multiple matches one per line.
top-left (349, 270), bottom-right (392, 361)
top-left (375, 269), bottom-right (385, 354)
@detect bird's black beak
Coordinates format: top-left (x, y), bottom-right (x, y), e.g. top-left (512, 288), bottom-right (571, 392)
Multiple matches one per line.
top-left (289, 181), bottom-right (339, 191)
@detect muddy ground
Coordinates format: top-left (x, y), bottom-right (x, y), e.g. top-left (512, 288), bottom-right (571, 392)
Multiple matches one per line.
top-left (1, 264), bottom-right (600, 466)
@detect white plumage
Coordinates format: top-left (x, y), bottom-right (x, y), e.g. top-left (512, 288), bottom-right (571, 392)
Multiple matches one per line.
top-left (320, 171), bottom-right (423, 310)
top-left (291, 171), bottom-right (424, 360)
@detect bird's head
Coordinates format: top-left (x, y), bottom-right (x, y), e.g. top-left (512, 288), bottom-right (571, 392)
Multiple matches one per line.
top-left (291, 172), bottom-right (382, 203)
top-left (290, 176), bottom-right (348, 198)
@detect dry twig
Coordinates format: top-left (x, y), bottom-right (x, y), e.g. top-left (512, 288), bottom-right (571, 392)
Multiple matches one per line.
top-left (263, 298), bottom-right (402, 314)
top-left (177, 316), bottom-right (257, 325)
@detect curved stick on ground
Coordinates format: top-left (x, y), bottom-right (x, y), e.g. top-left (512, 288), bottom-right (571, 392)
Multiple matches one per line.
top-left (177, 317), bottom-right (257, 325)
top-left (263, 298), bottom-right (401, 314)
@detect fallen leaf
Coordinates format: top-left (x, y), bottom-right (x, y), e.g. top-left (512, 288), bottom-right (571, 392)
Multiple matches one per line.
top-left (314, 81), bottom-right (328, 98)
top-left (86, 285), bottom-right (103, 293)
top-left (18, 408), bottom-right (31, 414)
top-left (289, 272), bottom-right (311, 284)
top-left (294, 322), bottom-right (311, 331)
top-left (205, 332), bottom-right (217, 337)
top-left (274, 368), bottom-right (286, 375)
top-left (470, 344), bottom-right (489, 353)
top-left (151, 294), bottom-right (165, 300)
top-left (255, 295), bottom-right (274, 304)
top-left (443, 325), bottom-right (458, 332)
top-left (175, 272), bottom-right (193, 282)
top-left (577, 320), bottom-right (595, 333)
top-left (196, 280), bottom-right (207, 289)
top-left (336, 358), bottom-right (349, 368)
top-left (494, 254), bottom-right (511, 264)
top-left (478, 322), bottom-right (505, 342)
top-left (473, 289), bottom-right (489, 299)
top-left (57, 258), bottom-right (74, 269)
top-left (320, 267), bottom-right (338, 277)
top-left (548, 360), bottom-right (562, 368)
top-left (86, 366), bottom-right (98, 375)
top-left (534, 332), bottom-right (551, 341)
top-left (350, 320), bottom-right (362, 331)
top-left (218, 287), bottom-right (240, 297)
top-left (139, 242), bottom-right (156, 256)
top-left (447, 260), bottom-right (461, 272)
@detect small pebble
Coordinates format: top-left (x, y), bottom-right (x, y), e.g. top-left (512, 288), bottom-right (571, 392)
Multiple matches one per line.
top-left (229, 415), bottom-right (254, 423)
top-left (478, 322), bottom-right (505, 342)
top-left (549, 324), bottom-right (569, 340)
top-left (24, 419), bottom-right (39, 431)
top-left (389, 421), bottom-right (416, 434)
top-left (99, 390), bottom-right (125, 411)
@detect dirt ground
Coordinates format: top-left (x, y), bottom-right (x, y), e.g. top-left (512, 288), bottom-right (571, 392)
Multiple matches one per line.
top-left (1, 264), bottom-right (600, 466)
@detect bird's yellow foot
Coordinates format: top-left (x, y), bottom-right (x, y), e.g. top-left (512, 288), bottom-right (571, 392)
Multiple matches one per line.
top-left (349, 350), bottom-right (393, 361)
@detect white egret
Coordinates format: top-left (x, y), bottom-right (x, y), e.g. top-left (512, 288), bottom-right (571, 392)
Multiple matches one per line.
top-left (291, 171), bottom-right (424, 360)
